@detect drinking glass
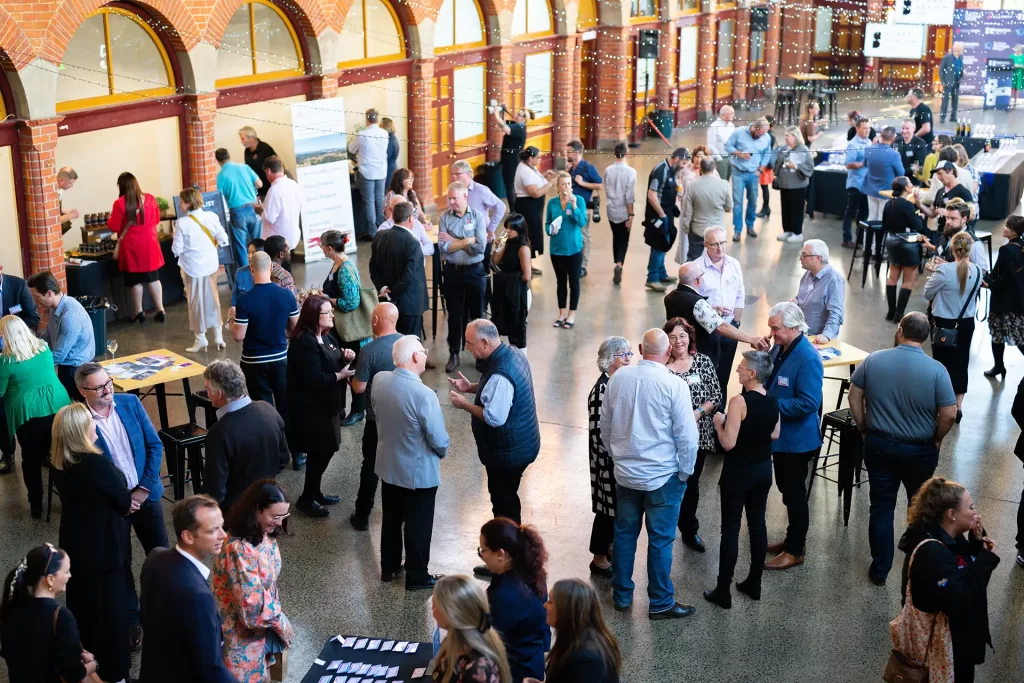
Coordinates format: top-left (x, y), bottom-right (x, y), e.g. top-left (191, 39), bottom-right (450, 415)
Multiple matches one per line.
top-left (106, 338), bottom-right (118, 360)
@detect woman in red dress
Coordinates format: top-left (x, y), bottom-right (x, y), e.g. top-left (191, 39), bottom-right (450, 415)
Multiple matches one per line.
top-left (108, 172), bottom-right (166, 322)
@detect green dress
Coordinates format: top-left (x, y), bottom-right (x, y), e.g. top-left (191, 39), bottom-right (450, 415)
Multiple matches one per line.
top-left (0, 348), bottom-right (71, 436)
top-left (1013, 53), bottom-right (1024, 90)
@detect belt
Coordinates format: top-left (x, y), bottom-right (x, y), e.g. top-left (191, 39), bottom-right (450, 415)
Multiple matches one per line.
top-left (866, 430), bottom-right (934, 447)
top-left (230, 203), bottom-right (255, 210)
top-left (444, 261), bottom-right (483, 270)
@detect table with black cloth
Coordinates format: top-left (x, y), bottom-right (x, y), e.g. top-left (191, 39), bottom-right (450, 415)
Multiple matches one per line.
top-left (805, 165), bottom-right (849, 219)
top-left (975, 150), bottom-right (1024, 220)
top-left (351, 174), bottom-right (367, 238)
top-left (300, 635), bottom-right (433, 683)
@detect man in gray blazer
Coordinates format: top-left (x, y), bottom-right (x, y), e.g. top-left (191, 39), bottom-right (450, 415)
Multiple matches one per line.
top-left (372, 335), bottom-right (450, 592)
top-left (680, 158), bottom-right (733, 263)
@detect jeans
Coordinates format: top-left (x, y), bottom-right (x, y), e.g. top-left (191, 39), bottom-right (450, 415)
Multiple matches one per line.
top-left (677, 450), bottom-right (707, 537)
top-left (864, 434), bottom-right (939, 579)
top-left (612, 476), bottom-right (687, 612)
top-left (780, 187), bottom-right (807, 235)
top-left (354, 420), bottom-right (379, 521)
top-left (610, 221), bottom-right (630, 264)
top-left (485, 462), bottom-right (529, 523)
top-left (941, 84), bottom-right (960, 121)
top-left (647, 248), bottom-right (668, 284)
top-left (731, 170), bottom-right (760, 234)
top-left (718, 461), bottom-right (772, 587)
top-left (550, 252), bottom-right (583, 310)
top-left (842, 187), bottom-right (868, 242)
top-left (867, 195), bottom-right (887, 222)
top-left (773, 450), bottom-right (815, 556)
top-left (228, 205), bottom-right (261, 269)
top-left (358, 173), bottom-right (386, 238)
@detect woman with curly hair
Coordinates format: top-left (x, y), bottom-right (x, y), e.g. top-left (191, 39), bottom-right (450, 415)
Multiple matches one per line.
top-left (476, 518), bottom-right (550, 683)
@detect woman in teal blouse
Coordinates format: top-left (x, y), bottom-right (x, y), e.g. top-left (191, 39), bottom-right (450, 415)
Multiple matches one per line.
top-left (0, 315), bottom-right (71, 518)
top-left (546, 171), bottom-right (589, 329)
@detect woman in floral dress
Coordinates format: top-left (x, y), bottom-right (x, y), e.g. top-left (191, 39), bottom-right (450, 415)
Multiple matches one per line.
top-left (212, 480), bottom-right (293, 683)
top-left (431, 575), bottom-right (511, 683)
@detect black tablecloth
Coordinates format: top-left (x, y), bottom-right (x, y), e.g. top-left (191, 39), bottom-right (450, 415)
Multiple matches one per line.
top-left (977, 152), bottom-right (1024, 220)
top-left (806, 166), bottom-right (849, 219)
top-left (300, 635), bottom-right (433, 683)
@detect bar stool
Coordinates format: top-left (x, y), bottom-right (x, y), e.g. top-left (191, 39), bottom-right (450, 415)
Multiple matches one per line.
top-left (192, 389), bottom-right (219, 430)
top-left (817, 89), bottom-right (838, 125)
top-left (848, 221), bottom-right (886, 286)
top-left (774, 78), bottom-right (798, 126)
top-left (808, 407), bottom-right (866, 527)
top-left (159, 424), bottom-right (208, 501)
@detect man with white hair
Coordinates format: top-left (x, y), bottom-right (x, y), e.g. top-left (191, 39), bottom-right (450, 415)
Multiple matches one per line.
top-left (939, 43), bottom-right (965, 124)
top-left (347, 108), bottom-right (390, 239)
top-left (238, 125), bottom-right (276, 200)
top-left (764, 302), bottom-right (823, 571)
top-left (693, 227), bottom-right (746, 399)
top-left (724, 118), bottom-right (773, 241)
top-left (680, 159), bottom-right (732, 263)
top-left (371, 335), bottom-right (450, 591)
top-left (378, 193), bottom-right (434, 256)
top-left (600, 328), bottom-right (699, 619)
top-left (795, 239), bottom-right (846, 344)
top-left (706, 105), bottom-right (736, 181)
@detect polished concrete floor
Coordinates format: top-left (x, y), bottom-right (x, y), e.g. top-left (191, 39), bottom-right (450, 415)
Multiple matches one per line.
top-left (3, 93), bottom-right (1024, 682)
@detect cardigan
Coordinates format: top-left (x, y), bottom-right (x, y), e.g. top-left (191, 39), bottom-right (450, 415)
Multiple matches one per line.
top-left (545, 195), bottom-right (588, 256)
top-left (0, 348), bottom-right (71, 436)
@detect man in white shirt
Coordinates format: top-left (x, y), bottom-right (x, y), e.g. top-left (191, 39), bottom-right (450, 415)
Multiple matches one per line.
top-left (706, 105), bottom-right (736, 181)
top-left (603, 142), bottom-right (637, 285)
top-left (348, 108), bottom-right (390, 240)
top-left (378, 193), bottom-right (434, 256)
top-left (600, 328), bottom-right (698, 620)
top-left (694, 226), bottom-right (745, 403)
top-left (257, 155), bottom-right (301, 250)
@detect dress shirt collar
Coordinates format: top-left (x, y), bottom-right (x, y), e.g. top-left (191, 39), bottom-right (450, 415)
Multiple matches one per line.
top-left (393, 367), bottom-right (423, 383)
top-left (175, 545), bottom-right (211, 580)
top-left (701, 251), bottom-right (730, 274)
top-left (681, 283), bottom-right (701, 295)
top-left (53, 293), bottom-right (68, 316)
top-left (216, 395), bottom-right (252, 419)
top-left (812, 264), bottom-right (833, 280)
top-left (466, 180), bottom-right (477, 192)
top-left (637, 358), bottom-right (666, 370)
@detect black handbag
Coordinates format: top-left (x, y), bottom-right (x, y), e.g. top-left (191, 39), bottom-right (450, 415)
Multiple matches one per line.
top-left (931, 265), bottom-right (981, 349)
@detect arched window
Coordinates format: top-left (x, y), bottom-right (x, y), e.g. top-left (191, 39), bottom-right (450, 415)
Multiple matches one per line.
top-left (56, 7), bottom-right (174, 112)
top-left (576, 0), bottom-right (598, 32)
top-left (338, 0), bottom-right (406, 67)
top-left (434, 0), bottom-right (486, 52)
top-left (512, 0), bottom-right (553, 39)
top-left (215, 0), bottom-right (304, 88)
top-left (631, 0), bottom-right (658, 21)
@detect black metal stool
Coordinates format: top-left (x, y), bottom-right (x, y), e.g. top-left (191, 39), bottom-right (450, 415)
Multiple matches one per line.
top-left (818, 89), bottom-right (838, 124)
top-left (775, 78), bottom-right (798, 125)
top-left (848, 220), bottom-right (886, 287)
top-left (192, 389), bottom-right (219, 430)
top-left (808, 408), bottom-right (865, 527)
top-left (159, 424), bottom-right (208, 501)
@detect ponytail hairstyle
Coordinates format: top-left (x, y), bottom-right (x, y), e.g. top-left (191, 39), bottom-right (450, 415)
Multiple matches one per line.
top-left (907, 477), bottom-right (967, 527)
top-left (433, 575), bottom-right (512, 683)
top-left (948, 231), bottom-right (975, 295)
top-left (0, 544), bottom-right (66, 623)
top-left (891, 176), bottom-right (912, 199)
top-left (480, 518), bottom-right (548, 599)
top-left (545, 579), bottom-right (622, 681)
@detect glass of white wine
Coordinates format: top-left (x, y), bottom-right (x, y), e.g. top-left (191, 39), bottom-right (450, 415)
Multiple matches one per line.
top-left (106, 338), bottom-right (118, 360)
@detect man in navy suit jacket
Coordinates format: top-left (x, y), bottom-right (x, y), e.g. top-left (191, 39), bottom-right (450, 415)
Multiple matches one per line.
top-left (0, 266), bottom-right (40, 472)
top-left (141, 495), bottom-right (239, 683)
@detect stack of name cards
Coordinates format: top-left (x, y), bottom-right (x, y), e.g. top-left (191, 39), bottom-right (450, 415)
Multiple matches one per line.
top-left (305, 634), bottom-right (430, 683)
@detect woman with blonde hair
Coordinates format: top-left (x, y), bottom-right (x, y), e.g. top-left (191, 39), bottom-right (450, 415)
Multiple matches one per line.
top-left (50, 403), bottom-right (136, 683)
top-left (545, 170), bottom-right (588, 329)
top-left (431, 575), bottom-right (511, 683)
top-left (896, 477), bottom-right (998, 683)
top-left (540, 579), bottom-right (621, 683)
top-left (173, 187), bottom-right (230, 353)
top-left (0, 315), bottom-right (70, 517)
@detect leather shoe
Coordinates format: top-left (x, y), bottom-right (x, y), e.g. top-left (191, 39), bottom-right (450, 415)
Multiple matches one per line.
top-left (766, 540), bottom-right (785, 555)
top-left (473, 564), bottom-right (495, 578)
top-left (341, 411), bottom-right (365, 427)
top-left (349, 513), bottom-right (369, 531)
top-left (764, 552), bottom-right (804, 570)
top-left (445, 353), bottom-right (460, 373)
top-left (1016, 553), bottom-right (1024, 569)
top-left (589, 562), bottom-right (613, 578)
top-left (0, 452), bottom-right (11, 474)
top-left (681, 532), bottom-right (706, 553)
top-left (648, 602), bottom-right (695, 620)
top-left (128, 624), bottom-right (144, 652)
top-left (868, 570), bottom-right (887, 587)
top-left (382, 565), bottom-right (405, 582)
top-left (406, 574), bottom-right (442, 592)
top-left (296, 499), bottom-right (329, 518)
top-left (292, 453), bottom-right (307, 471)
top-left (613, 600), bottom-right (631, 612)
top-left (316, 493), bottom-right (341, 506)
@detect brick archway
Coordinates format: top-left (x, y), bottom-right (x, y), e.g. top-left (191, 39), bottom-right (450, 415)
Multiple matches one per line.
top-left (0, 6), bottom-right (34, 72)
top-left (206, 0), bottom-right (330, 47)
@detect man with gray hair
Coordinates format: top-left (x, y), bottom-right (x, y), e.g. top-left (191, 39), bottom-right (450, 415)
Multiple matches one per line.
top-left (939, 43), bottom-right (964, 124)
top-left (451, 160), bottom-right (506, 239)
top-left (795, 239), bottom-right (846, 343)
top-left (706, 105), bottom-right (735, 180)
top-left (600, 328), bottom-right (699, 619)
top-left (238, 125), bottom-right (276, 200)
top-left (763, 301), bottom-right (823, 571)
top-left (724, 117), bottom-right (772, 241)
top-left (347, 108), bottom-right (390, 239)
top-left (202, 358), bottom-right (290, 513)
top-left (680, 161), bottom-right (732, 263)
top-left (57, 166), bottom-right (79, 236)
top-left (373, 335), bottom-right (450, 590)
top-left (438, 181), bottom-right (488, 372)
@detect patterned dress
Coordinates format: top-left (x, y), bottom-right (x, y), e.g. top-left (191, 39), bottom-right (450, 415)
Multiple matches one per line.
top-left (669, 352), bottom-right (722, 452)
top-left (323, 258), bottom-right (371, 349)
top-left (212, 535), bottom-right (291, 683)
top-left (587, 373), bottom-right (616, 517)
top-left (432, 653), bottom-right (502, 683)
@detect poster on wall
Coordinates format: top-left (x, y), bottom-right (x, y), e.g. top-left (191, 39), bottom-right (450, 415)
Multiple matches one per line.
top-left (525, 51), bottom-right (552, 118)
top-left (290, 97), bottom-right (356, 260)
top-left (894, 0), bottom-right (956, 26)
top-left (862, 23), bottom-right (926, 60)
top-left (953, 9), bottom-right (1024, 95)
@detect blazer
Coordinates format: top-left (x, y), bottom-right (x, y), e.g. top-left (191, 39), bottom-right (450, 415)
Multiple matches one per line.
top-left (286, 330), bottom-right (345, 454)
top-left (767, 333), bottom-right (824, 453)
top-left (204, 400), bottom-right (290, 512)
top-left (0, 273), bottom-right (40, 330)
top-left (772, 144), bottom-right (815, 190)
top-left (94, 393), bottom-right (165, 501)
top-left (51, 451), bottom-right (133, 574)
top-left (369, 225), bottom-right (428, 316)
top-left (140, 547), bottom-right (239, 683)
top-left (987, 237), bottom-right (1024, 316)
top-left (546, 647), bottom-right (619, 683)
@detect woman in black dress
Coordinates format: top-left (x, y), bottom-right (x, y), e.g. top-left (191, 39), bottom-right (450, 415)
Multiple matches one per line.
top-left (705, 351), bottom-right (780, 608)
top-left (586, 336), bottom-right (632, 577)
top-left (490, 214), bottom-right (532, 351)
top-left (49, 403), bottom-right (135, 683)
top-left (287, 294), bottom-right (356, 518)
top-left (1, 544), bottom-right (98, 683)
top-left (984, 215), bottom-right (1024, 379)
top-left (883, 176), bottom-right (925, 322)
top-left (494, 107), bottom-right (532, 211)
top-left (514, 147), bottom-right (554, 262)
top-left (542, 579), bottom-right (621, 683)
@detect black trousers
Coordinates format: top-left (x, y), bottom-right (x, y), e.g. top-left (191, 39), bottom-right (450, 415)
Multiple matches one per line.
top-left (338, 338), bottom-right (366, 416)
top-left (550, 252), bottom-right (583, 310)
top-left (66, 568), bottom-right (131, 683)
top-left (57, 364), bottom-right (83, 402)
top-left (300, 448), bottom-right (336, 504)
top-left (716, 335), bottom-right (739, 408)
top-left (773, 450), bottom-right (815, 556)
top-left (842, 187), bottom-right (868, 242)
top-left (941, 84), bottom-right (960, 121)
top-left (241, 360), bottom-right (297, 456)
top-left (354, 420), bottom-right (379, 520)
top-left (396, 313), bottom-right (423, 337)
top-left (485, 462), bottom-right (528, 524)
top-left (718, 462), bottom-right (772, 586)
top-left (380, 482), bottom-right (437, 584)
top-left (677, 450), bottom-right (708, 537)
top-left (444, 263), bottom-right (486, 354)
top-left (589, 511), bottom-right (614, 556)
top-left (686, 236), bottom-right (705, 263)
top-left (124, 499), bottom-right (169, 625)
top-left (610, 221), bottom-right (630, 264)
top-left (0, 397), bottom-right (12, 455)
top-left (16, 414), bottom-right (55, 509)
top-left (780, 187), bottom-right (807, 235)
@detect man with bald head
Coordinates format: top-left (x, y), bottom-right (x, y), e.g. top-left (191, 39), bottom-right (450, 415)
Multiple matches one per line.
top-left (349, 302), bottom-right (403, 530)
top-left (600, 328), bottom-right (699, 620)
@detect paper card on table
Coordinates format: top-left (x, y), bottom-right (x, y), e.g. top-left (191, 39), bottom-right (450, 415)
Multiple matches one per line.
top-left (357, 663), bottom-right (372, 675)
top-left (405, 643), bottom-right (419, 654)
top-left (368, 665), bottom-right (383, 676)
top-left (344, 663), bottom-right (360, 674)
top-left (343, 637), bottom-right (357, 647)
top-left (319, 676), bottom-right (333, 683)
top-left (333, 678), bottom-right (347, 683)
top-left (355, 638), bottom-right (368, 649)
top-left (315, 659), bottom-right (327, 666)
top-left (381, 641), bottom-right (395, 651)
top-left (362, 679), bottom-right (375, 683)
top-left (412, 668), bottom-right (426, 679)
top-left (368, 640), bottom-right (381, 650)
top-left (394, 642), bottom-right (408, 652)
top-left (387, 667), bottom-right (400, 678)
top-left (335, 636), bottom-right (345, 644)
top-left (327, 661), bottom-right (342, 670)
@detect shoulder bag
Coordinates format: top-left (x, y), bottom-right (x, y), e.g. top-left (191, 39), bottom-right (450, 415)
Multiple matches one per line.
top-left (931, 265), bottom-right (981, 348)
top-left (332, 263), bottom-right (377, 343)
top-left (188, 214), bottom-right (219, 247)
top-left (53, 607), bottom-right (104, 683)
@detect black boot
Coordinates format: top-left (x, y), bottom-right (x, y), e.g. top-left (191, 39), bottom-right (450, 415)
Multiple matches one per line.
top-left (703, 579), bottom-right (732, 609)
top-left (985, 342), bottom-right (1007, 378)
top-left (736, 577), bottom-right (762, 600)
top-left (893, 288), bottom-right (912, 321)
top-left (885, 285), bottom-right (897, 321)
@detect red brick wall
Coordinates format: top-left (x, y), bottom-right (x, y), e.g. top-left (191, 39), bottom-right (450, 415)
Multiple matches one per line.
top-left (595, 26), bottom-right (631, 149)
top-left (656, 21), bottom-right (676, 111)
top-left (408, 58), bottom-right (435, 210)
top-left (765, 2), bottom-right (782, 90)
top-left (18, 119), bottom-right (64, 284)
top-left (733, 9), bottom-right (751, 103)
top-left (183, 93), bottom-right (219, 193)
top-left (697, 14), bottom-right (717, 119)
top-left (487, 46), bottom-right (512, 163)
top-left (551, 35), bottom-right (576, 162)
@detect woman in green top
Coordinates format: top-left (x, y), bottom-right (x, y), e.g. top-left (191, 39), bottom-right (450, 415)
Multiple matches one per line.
top-left (1013, 45), bottom-right (1024, 107)
top-left (0, 315), bottom-right (72, 518)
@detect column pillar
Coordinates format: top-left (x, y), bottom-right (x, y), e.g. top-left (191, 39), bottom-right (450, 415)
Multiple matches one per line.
top-left (183, 93), bottom-right (219, 192)
top-left (697, 13), bottom-right (716, 121)
top-left (310, 72), bottom-right (340, 100)
top-left (595, 26), bottom-right (631, 150)
top-left (552, 34), bottom-right (577, 163)
top-left (409, 58), bottom-right (436, 208)
top-left (655, 21), bottom-right (676, 110)
top-left (764, 0), bottom-right (782, 91)
top-left (571, 40), bottom-right (583, 144)
top-left (733, 9), bottom-right (751, 105)
top-left (19, 118), bottom-right (64, 284)
top-left (487, 46), bottom-right (512, 163)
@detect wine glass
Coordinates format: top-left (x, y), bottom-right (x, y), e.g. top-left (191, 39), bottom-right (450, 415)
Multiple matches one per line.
top-left (106, 338), bottom-right (118, 360)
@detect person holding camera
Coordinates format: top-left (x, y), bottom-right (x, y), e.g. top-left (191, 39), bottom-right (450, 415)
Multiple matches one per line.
top-left (495, 106), bottom-right (533, 211)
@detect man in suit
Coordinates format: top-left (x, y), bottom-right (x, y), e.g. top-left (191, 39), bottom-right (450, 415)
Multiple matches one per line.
top-left (140, 495), bottom-right (239, 683)
top-left (369, 201), bottom-right (428, 337)
top-left (76, 362), bottom-right (167, 649)
top-left (0, 265), bottom-right (40, 474)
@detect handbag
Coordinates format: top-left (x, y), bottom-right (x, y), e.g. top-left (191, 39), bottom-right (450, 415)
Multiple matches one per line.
top-left (931, 265), bottom-right (981, 348)
top-left (53, 607), bottom-right (104, 683)
top-left (188, 214), bottom-right (219, 247)
top-left (333, 286), bottom-right (377, 342)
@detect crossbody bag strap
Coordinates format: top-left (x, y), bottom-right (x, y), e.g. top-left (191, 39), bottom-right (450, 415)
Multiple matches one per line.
top-left (188, 213), bottom-right (219, 247)
top-left (953, 265), bottom-right (982, 327)
top-left (906, 538), bottom-right (943, 663)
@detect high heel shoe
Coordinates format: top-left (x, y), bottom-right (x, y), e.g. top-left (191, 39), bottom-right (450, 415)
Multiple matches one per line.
top-left (984, 366), bottom-right (1006, 379)
top-left (132, 312), bottom-right (145, 324)
top-left (212, 327), bottom-right (226, 350)
top-left (186, 334), bottom-right (208, 353)
top-left (154, 311), bottom-right (166, 323)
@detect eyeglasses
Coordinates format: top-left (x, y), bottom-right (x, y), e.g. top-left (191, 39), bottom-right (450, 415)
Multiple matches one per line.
top-left (319, 310), bottom-right (334, 316)
top-left (613, 351), bottom-right (633, 359)
top-left (476, 546), bottom-right (488, 559)
top-left (668, 334), bottom-right (688, 343)
top-left (705, 241), bottom-right (728, 249)
top-left (80, 380), bottom-right (113, 394)
top-left (270, 512), bottom-right (290, 523)
top-left (799, 253), bottom-right (817, 260)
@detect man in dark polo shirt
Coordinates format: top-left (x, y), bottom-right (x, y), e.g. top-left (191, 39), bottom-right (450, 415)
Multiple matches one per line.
top-left (907, 88), bottom-right (934, 146)
top-left (894, 118), bottom-right (929, 184)
top-left (239, 125), bottom-right (277, 200)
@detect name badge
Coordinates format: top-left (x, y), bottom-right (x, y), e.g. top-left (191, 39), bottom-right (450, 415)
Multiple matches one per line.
top-left (686, 374), bottom-right (702, 386)
top-left (9, 304), bottom-right (21, 314)
top-left (725, 275), bottom-right (736, 285)
top-left (905, 150), bottom-right (914, 157)
top-left (778, 376), bottom-right (790, 387)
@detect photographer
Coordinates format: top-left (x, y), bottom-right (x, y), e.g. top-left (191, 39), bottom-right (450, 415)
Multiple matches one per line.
top-left (495, 106), bottom-right (533, 211)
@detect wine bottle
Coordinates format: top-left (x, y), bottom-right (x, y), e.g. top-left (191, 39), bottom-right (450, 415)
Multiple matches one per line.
top-left (967, 119), bottom-right (972, 136)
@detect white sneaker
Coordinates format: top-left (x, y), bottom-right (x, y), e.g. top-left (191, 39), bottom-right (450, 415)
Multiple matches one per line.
top-left (785, 233), bottom-right (804, 243)
top-left (777, 232), bottom-right (793, 241)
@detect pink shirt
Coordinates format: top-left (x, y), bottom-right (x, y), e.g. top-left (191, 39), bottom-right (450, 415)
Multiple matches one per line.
top-left (90, 405), bottom-right (138, 489)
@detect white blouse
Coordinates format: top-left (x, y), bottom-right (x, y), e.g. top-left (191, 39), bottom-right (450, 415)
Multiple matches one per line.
top-left (514, 162), bottom-right (547, 199)
top-left (172, 209), bottom-right (230, 278)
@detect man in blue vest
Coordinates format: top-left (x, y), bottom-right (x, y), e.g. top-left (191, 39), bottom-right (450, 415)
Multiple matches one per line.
top-left (449, 319), bottom-right (540, 576)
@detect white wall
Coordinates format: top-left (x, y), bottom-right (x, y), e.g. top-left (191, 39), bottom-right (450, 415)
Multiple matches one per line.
top-left (0, 147), bottom-right (24, 277)
top-left (56, 117), bottom-right (183, 252)
top-left (214, 95), bottom-right (305, 178)
top-left (336, 76), bottom-right (408, 171)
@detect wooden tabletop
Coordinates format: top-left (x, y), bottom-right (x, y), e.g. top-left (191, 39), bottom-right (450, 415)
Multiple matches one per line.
top-left (101, 349), bottom-right (207, 392)
top-left (814, 340), bottom-right (871, 369)
top-left (790, 73), bottom-right (830, 81)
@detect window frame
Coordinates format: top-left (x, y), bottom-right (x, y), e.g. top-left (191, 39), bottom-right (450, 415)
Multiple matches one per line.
top-left (214, 0), bottom-right (305, 89)
top-left (630, 0), bottom-right (659, 23)
top-left (337, 0), bottom-right (407, 69)
top-left (511, 0), bottom-right (555, 41)
top-left (434, 0), bottom-right (488, 54)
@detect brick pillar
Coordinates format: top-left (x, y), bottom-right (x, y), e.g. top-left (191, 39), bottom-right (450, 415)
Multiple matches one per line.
top-left (311, 72), bottom-right (340, 100)
top-left (697, 13), bottom-right (716, 120)
top-left (552, 35), bottom-right (576, 164)
top-left (19, 119), bottom-right (64, 284)
top-left (655, 21), bottom-right (676, 110)
top-left (733, 9), bottom-right (751, 105)
top-left (409, 58), bottom-right (435, 209)
top-left (781, 0), bottom-right (812, 75)
top-left (595, 26), bottom-right (631, 150)
top-left (765, 0), bottom-right (782, 90)
top-left (487, 46), bottom-right (512, 162)
top-left (183, 93), bottom-right (219, 192)
top-left (571, 41), bottom-right (583, 144)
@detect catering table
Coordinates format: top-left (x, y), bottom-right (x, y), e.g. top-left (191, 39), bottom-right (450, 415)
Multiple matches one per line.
top-left (300, 635), bottom-right (433, 683)
top-left (805, 165), bottom-right (849, 219)
top-left (101, 349), bottom-right (206, 431)
top-left (973, 148), bottom-right (1024, 220)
